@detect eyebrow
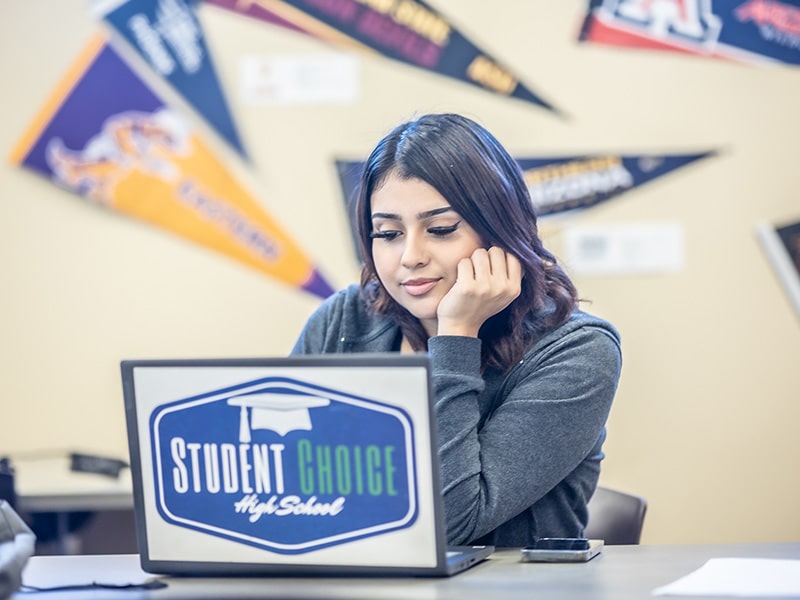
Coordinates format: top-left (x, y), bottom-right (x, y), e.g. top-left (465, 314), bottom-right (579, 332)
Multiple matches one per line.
top-left (371, 207), bottom-right (454, 220)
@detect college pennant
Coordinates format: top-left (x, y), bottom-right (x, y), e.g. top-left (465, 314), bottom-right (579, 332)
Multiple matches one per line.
top-left (335, 151), bottom-right (715, 259)
top-left (579, 0), bottom-right (800, 67)
top-left (10, 34), bottom-right (334, 299)
top-left (206, 0), bottom-right (559, 112)
top-left (93, 0), bottom-right (249, 157)
top-left (757, 218), bottom-right (800, 319)
top-left (516, 151), bottom-right (716, 216)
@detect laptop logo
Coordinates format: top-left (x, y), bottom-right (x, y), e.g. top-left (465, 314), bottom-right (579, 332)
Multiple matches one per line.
top-left (149, 376), bottom-right (418, 553)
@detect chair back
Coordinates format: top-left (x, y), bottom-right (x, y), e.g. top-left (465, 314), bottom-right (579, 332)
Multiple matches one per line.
top-left (0, 458), bottom-right (14, 507)
top-left (585, 486), bottom-right (647, 545)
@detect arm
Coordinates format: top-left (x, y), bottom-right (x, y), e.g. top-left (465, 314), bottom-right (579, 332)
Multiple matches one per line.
top-left (429, 322), bottom-right (621, 545)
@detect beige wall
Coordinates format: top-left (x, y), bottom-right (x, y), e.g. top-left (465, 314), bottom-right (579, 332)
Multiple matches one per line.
top-left (1, 1), bottom-right (798, 545)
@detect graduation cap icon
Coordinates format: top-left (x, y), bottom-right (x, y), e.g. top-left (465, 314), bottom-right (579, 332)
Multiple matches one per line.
top-left (227, 393), bottom-right (330, 441)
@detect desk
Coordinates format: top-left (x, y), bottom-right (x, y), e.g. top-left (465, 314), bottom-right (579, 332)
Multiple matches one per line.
top-left (14, 456), bottom-right (133, 513)
top-left (15, 542), bottom-right (800, 599)
top-left (13, 456), bottom-right (134, 554)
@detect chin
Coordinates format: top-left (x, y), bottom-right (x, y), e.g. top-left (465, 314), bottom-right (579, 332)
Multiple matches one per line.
top-left (402, 302), bottom-right (439, 323)
top-left (390, 291), bottom-right (441, 323)
top-left (409, 311), bottom-right (437, 324)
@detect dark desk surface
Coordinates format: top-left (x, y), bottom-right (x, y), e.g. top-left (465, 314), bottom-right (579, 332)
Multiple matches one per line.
top-left (17, 542), bottom-right (800, 599)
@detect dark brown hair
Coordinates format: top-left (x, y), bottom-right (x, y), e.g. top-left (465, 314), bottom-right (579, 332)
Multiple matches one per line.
top-left (355, 114), bottom-right (578, 372)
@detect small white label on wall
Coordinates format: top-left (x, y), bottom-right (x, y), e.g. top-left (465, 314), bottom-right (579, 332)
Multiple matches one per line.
top-left (564, 222), bottom-right (685, 275)
top-left (240, 53), bottom-right (359, 106)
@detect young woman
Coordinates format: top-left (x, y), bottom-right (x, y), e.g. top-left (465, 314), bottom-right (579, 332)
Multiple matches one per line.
top-left (291, 113), bottom-right (622, 547)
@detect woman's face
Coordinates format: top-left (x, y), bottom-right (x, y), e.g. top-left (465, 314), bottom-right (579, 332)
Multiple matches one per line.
top-left (369, 173), bottom-right (484, 335)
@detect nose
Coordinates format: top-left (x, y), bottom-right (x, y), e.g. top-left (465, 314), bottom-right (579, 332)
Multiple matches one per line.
top-left (400, 232), bottom-right (428, 268)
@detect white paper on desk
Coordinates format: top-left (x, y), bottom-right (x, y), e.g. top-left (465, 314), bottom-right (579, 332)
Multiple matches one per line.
top-left (652, 558), bottom-right (800, 597)
top-left (22, 555), bottom-right (153, 588)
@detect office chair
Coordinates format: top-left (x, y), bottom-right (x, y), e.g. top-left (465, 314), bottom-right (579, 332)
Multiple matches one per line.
top-left (0, 458), bottom-right (15, 507)
top-left (585, 486), bottom-right (647, 545)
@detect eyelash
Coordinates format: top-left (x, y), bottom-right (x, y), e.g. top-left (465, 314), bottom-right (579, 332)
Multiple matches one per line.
top-left (370, 222), bottom-right (461, 241)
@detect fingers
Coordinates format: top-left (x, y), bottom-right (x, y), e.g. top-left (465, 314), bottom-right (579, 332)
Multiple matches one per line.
top-left (456, 247), bottom-right (522, 305)
top-left (437, 247), bottom-right (522, 337)
top-left (456, 256), bottom-right (476, 281)
top-left (487, 246), bottom-right (511, 277)
top-left (471, 247), bottom-right (521, 281)
top-left (505, 251), bottom-right (523, 293)
top-left (487, 247), bottom-right (522, 302)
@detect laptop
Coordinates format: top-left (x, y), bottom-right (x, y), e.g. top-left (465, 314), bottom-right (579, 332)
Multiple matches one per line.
top-left (120, 354), bottom-right (494, 577)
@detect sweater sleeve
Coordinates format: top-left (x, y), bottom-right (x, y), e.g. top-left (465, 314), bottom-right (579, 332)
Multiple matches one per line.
top-left (429, 324), bottom-right (621, 545)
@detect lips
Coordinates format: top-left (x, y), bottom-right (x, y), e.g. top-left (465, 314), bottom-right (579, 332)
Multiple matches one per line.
top-left (401, 278), bottom-right (439, 296)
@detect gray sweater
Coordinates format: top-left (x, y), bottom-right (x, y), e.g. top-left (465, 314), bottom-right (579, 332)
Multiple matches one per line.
top-left (291, 284), bottom-right (622, 547)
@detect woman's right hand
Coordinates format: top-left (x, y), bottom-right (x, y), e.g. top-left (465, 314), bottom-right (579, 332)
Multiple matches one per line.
top-left (436, 246), bottom-right (522, 338)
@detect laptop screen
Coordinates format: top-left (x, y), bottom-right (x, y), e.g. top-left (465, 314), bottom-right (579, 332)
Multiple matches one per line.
top-left (122, 354), bottom-right (450, 575)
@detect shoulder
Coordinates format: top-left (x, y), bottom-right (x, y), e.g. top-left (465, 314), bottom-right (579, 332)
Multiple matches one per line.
top-left (537, 309), bottom-right (620, 350)
top-left (494, 310), bottom-right (622, 411)
top-left (524, 309), bottom-right (622, 371)
top-left (314, 283), bottom-right (361, 310)
top-left (294, 283), bottom-right (396, 353)
top-left (302, 283), bottom-right (366, 329)
top-left (312, 284), bottom-right (375, 320)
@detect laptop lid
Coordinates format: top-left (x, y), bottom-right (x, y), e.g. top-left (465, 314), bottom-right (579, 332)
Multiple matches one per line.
top-left (121, 354), bottom-right (492, 577)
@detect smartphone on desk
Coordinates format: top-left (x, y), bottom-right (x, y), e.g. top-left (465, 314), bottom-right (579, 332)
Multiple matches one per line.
top-left (520, 538), bottom-right (603, 563)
